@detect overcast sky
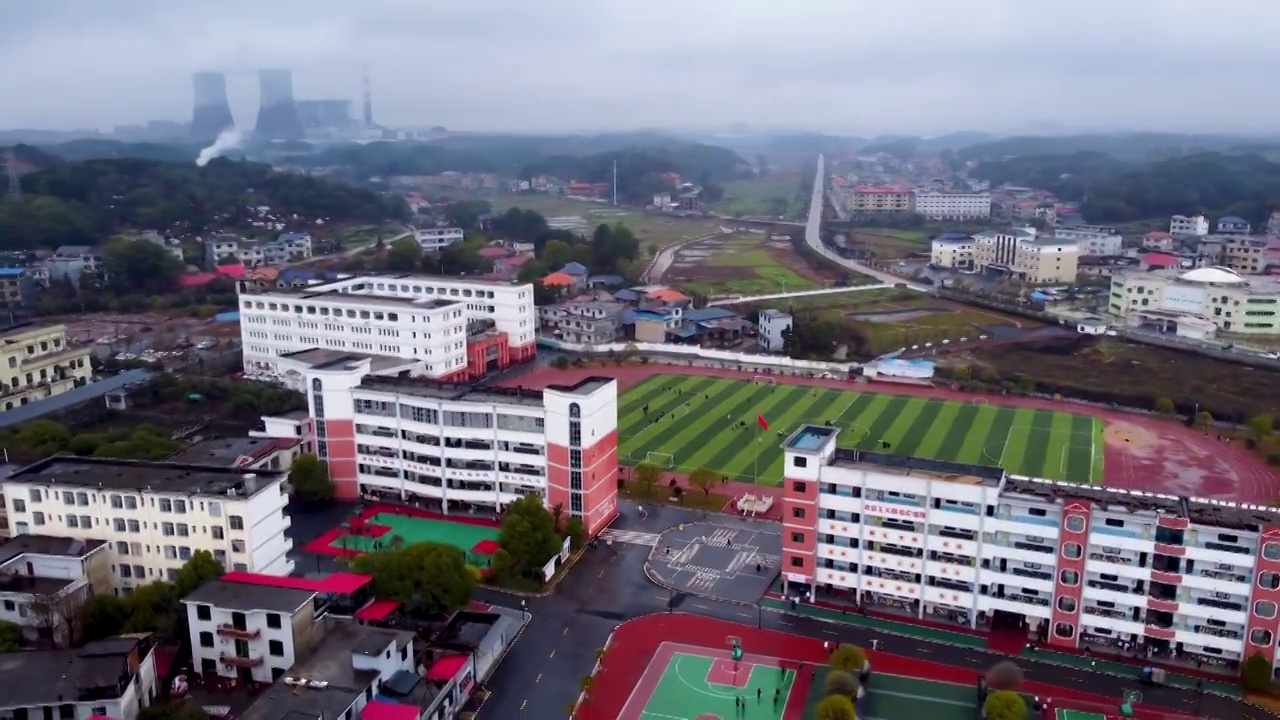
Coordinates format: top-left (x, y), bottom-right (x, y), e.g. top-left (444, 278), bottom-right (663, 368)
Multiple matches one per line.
top-left (4, 0), bottom-right (1280, 136)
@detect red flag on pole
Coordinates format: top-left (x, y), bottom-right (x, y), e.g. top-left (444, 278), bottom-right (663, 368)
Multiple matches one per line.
top-left (757, 414), bottom-right (768, 430)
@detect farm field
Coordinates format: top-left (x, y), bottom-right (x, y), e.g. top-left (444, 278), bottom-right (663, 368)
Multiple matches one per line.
top-left (844, 228), bottom-right (930, 258)
top-left (619, 374), bottom-right (1104, 485)
top-left (664, 232), bottom-right (837, 297)
top-left (492, 195), bottom-right (722, 248)
top-left (714, 171), bottom-right (805, 218)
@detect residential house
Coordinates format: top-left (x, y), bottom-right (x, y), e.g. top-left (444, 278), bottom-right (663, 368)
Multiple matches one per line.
top-left (676, 185), bottom-right (704, 212)
top-left (972, 228), bottom-right (1080, 284)
top-left (0, 635), bottom-right (160, 720)
top-left (1142, 231), bottom-right (1174, 252)
top-left (135, 230), bottom-right (185, 263)
top-left (758, 309), bottom-right (793, 352)
top-left (46, 246), bottom-right (103, 286)
top-left (489, 253), bottom-right (533, 281)
top-left (1052, 225), bottom-right (1123, 256)
top-left (561, 262), bottom-right (590, 283)
top-left (266, 232), bottom-right (313, 264)
top-left (1216, 216), bottom-right (1252, 235)
top-left (414, 228), bottom-right (465, 252)
top-left (1170, 214), bottom-right (1210, 236)
top-left (539, 301), bottom-right (622, 344)
top-left (1219, 235), bottom-right (1271, 275)
top-left (0, 268), bottom-right (35, 311)
top-left (0, 536), bottom-right (109, 646)
top-left (539, 272), bottom-right (579, 293)
top-left (633, 308), bottom-right (683, 343)
top-left (930, 233), bottom-right (975, 270)
top-left (0, 323), bottom-right (94, 412)
top-left (167, 436), bottom-right (304, 472)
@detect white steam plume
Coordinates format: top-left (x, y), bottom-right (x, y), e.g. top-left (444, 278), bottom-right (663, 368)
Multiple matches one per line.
top-left (196, 128), bottom-right (244, 167)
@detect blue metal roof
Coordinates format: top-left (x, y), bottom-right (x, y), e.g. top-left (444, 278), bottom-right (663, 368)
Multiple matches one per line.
top-left (561, 261), bottom-right (589, 276)
top-left (684, 307), bottom-right (738, 322)
top-left (0, 369), bottom-right (156, 430)
top-left (613, 289), bottom-right (640, 302)
top-left (0, 268), bottom-right (26, 277)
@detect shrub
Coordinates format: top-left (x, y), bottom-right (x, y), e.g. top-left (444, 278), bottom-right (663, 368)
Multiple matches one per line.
top-left (551, 356), bottom-right (571, 370)
top-left (982, 690), bottom-right (1027, 720)
top-left (1153, 397), bottom-right (1175, 414)
top-left (1267, 452), bottom-right (1280, 467)
top-left (828, 643), bottom-right (867, 673)
top-left (985, 661), bottom-right (1024, 692)
top-left (1242, 651), bottom-right (1271, 692)
top-left (824, 669), bottom-right (858, 696)
top-left (814, 694), bottom-right (856, 720)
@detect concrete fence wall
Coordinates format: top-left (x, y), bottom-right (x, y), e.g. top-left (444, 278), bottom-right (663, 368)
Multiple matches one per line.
top-left (537, 337), bottom-right (858, 374)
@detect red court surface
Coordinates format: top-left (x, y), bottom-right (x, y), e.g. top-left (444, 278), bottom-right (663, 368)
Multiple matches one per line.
top-left (578, 613), bottom-right (1191, 720)
top-left (299, 503), bottom-right (500, 558)
top-left (511, 366), bottom-right (1278, 503)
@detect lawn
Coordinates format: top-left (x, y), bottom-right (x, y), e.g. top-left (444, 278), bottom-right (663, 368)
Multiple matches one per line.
top-left (666, 233), bottom-right (826, 297)
top-left (619, 374), bottom-right (1104, 485)
top-left (714, 171), bottom-right (805, 218)
top-left (847, 229), bottom-right (930, 258)
top-left (493, 195), bottom-right (723, 248)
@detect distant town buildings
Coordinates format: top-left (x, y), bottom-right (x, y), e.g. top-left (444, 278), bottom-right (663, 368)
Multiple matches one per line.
top-left (912, 191), bottom-right (992, 220)
top-left (204, 232), bottom-right (313, 269)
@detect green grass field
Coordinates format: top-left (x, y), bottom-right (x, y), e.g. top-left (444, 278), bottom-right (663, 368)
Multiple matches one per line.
top-left (619, 375), bottom-right (1104, 485)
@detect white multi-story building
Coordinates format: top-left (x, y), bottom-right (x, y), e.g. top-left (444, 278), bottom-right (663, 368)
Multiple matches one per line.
top-left (912, 192), bottom-right (992, 221)
top-left (930, 233), bottom-right (975, 270)
top-left (2, 458), bottom-right (294, 592)
top-left (0, 635), bottom-right (160, 720)
top-left (973, 228), bottom-right (1080, 284)
top-left (238, 274), bottom-right (538, 390)
top-left (0, 535), bottom-right (111, 645)
top-left (205, 233), bottom-right (313, 269)
top-left (1170, 214), bottom-right (1210, 237)
top-left (414, 227), bottom-right (466, 252)
top-left (253, 362), bottom-right (619, 537)
top-left (1052, 226), bottom-right (1123, 257)
top-left (1109, 266), bottom-right (1280, 338)
top-left (758, 309), bottom-right (793, 352)
top-left (780, 425), bottom-right (1280, 672)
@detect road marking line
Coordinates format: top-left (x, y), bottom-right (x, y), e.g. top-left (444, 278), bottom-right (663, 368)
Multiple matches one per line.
top-left (535, 673), bottom-right (542, 683)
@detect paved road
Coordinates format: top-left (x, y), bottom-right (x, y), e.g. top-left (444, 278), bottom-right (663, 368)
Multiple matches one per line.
top-left (707, 282), bottom-right (893, 306)
top-left (643, 230), bottom-right (729, 284)
top-left (479, 505), bottom-right (1245, 720)
top-left (803, 156), bottom-right (929, 292)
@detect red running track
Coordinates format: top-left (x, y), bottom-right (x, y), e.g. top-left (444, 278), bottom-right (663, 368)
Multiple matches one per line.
top-left (581, 613), bottom-right (1196, 720)
top-left (509, 366), bottom-right (1279, 503)
top-left (298, 502), bottom-right (500, 558)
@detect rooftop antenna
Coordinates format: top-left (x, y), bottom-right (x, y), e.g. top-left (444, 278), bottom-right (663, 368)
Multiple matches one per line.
top-left (361, 66), bottom-right (374, 128)
top-left (4, 148), bottom-right (20, 200)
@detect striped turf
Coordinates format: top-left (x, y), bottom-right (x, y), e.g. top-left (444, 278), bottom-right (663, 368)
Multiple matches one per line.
top-left (618, 375), bottom-right (1104, 487)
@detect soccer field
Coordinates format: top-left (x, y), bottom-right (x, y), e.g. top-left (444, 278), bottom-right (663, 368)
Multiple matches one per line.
top-left (619, 374), bottom-right (1104, 485)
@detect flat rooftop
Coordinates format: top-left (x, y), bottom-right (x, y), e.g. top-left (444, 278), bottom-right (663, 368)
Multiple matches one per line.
top-left (7, 457), bottom-right (286, 496)
top-left (0, 535), bottom-right (104, 564)
top-left (293, 290), bottom-right (460, 310)
top-left (0, 636), bottom-right (143, 707)
top-left (182, 579), bottom-right (316, 613)
top-left (168, 436), bottom-right (298, 466)
top-left (358, 375), bottom-right (613, 407)
top-left (831, 448), bottom-right (1004, 486)
top-left (0, 574), bottom-right (77, 596)
top-left (280, 348), bottom-right (417, 373)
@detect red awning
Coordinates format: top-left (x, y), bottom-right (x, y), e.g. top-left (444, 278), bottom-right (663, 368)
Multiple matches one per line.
top-left (470, 539), bottom-right (500, 555)
top-left (360, 701), bottom-right (419, 720)
top-left (220, 571), bottom-right (372, 595)
top-left (355, 599), bottom-right (400, 621)
top-left (426, 654), bottom-right (469, 682)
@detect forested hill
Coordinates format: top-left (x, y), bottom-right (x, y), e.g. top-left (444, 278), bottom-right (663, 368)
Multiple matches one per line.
top-left (0, 157), bottom-right (409, 252)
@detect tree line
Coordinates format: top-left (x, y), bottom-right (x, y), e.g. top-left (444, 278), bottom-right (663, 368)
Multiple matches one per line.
top-left (0, 155), bottom-right (410, 252)
top-left (519, 145), bottom-right (748, 205)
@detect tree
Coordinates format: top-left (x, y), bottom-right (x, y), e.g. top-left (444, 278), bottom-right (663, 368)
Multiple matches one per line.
top-left (982, 690), bottom-right (1027, 720)
top-left (29, 590), bottom-right (87, 648)
top-left (290, 454), bottom-right (335, 502)
top-left (0, 620), bottom-right (22, 651)
top-left (386, 237), bottom-right (424, 271)
top-left (175, 550), bottom-right (225, 598)
top-left (564, 516), bottom-right (586, 551)
top-left (952, 366), bottom-right (972, 382)
top-left (1153, 397), bottom-right (1176, 414)
top-left (1242, 651), bottom-right (1272, 692)
top-left (824, 669), bottom-right (858, 697)
top-left (1195, 410), bottom-right (1214, 428)
top-left (828, 644), bottom-right (867, 673)
top-left (634, 462), bottom-right (663, 496)
top-left (122, 581), bottom-right (179, 633)
top-left (985, 661), bottom-right (1024, 692)
top-left (103, 237), bottom-right (186, 295)
top-left (688, 467), bottom-right (718, 497)
top-left (1246, 413), bottom-right (1275, 440)
top-left (79, 595), bottom-right (128, 643)
top-left (139, 702), bottom-right (210, 720)
top-left (496, 495), bottom-right (563, 579)
top-left (814, 694), bottom-right (856, 720)
top-left (352, 541), bottom-right (475, 614)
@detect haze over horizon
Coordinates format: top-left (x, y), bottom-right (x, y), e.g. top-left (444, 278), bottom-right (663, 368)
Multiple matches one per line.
top-left (4, 0), bottom-right (1280, 137)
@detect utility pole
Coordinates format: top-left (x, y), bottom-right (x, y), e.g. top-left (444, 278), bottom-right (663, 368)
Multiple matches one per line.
top-left (612, 160), bottom-right (618, 206)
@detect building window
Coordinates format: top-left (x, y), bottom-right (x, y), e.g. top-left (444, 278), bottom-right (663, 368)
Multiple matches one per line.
top-left (1053, 622), bottom-right (1075, 639)
top-left (32, 512), bottom-right (45, 526)
top-left (230, 515), bottom-right (244, 531)
top-left (1061, 542), bottom-right (1082, 560)
top-left (1056, 596), bottom-right (1077, 614)
top-left (1264, 543), bottom-right (1280, 561)
top-left (1255, 601), bottom-right (1278, 619)
top-left (790, 532), bottom-right (805, 543)
top-left (266, 613), bottom-right (282, 629)
top-left (199, 631), bottom-right (214, 648)
top-left (791, 481), bottom-right (807, 493)
top-left (793, 456), bottom-right (808, 468)
top-left (158, 499), bottom-right (172, 513)
top-left (789, 556), bottom-right (804, 568)
top-left (1259, 572), bottom-right (1280, 591)
top-left (10, 498), bottom-right (24, 513)
top-left (1250, 628), bottom-right (1274, 647)
top-left (792, 507), bottom-right (806, 520)
top-left (269, 640), bottom-right (285, 656)
top-left (1059, 569), bottom-right (1080, 586)
top-left (211, 526), bottom-right (225, 540)
top-left (1063, 515), bottom-right (1086, 533)
top-left (196, 605), bottom-right (212, 621)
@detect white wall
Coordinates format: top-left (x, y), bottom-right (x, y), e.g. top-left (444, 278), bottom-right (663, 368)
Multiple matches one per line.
top-left (186, 602), bottom-right (303, 683)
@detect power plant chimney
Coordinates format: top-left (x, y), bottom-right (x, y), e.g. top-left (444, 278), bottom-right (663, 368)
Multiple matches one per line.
top-left (191, 72), bottom-right (235, 140)
top-left (361, 66), bottom-right (374, 128)
top-left (253, 69), bottom-right (305, 141)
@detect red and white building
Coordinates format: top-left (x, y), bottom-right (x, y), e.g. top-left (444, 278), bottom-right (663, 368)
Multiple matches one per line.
top-left (237, 274), bottom-right (537, 391)
top-left (254, 361), bottom-right (619, 537)
top-left (780, 424), bottom-right (1280, 674)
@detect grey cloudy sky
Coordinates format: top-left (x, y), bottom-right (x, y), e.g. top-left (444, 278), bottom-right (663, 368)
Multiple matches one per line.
top-left (4, 0), bottom-right (1280, 135)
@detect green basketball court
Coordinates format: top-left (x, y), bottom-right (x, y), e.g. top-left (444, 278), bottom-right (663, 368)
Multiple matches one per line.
top-left (333, 513), bottom-right (501, 564)
top-left (1056, 712), bottom-right (1107, 720)
top-left (625, 646), bottom-right (797, 720)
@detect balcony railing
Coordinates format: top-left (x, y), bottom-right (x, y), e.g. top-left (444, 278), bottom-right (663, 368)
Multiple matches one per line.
top-left (219, 653), bottom-right (264, 668)
top-left (216, 624), bottom-right (261, 640)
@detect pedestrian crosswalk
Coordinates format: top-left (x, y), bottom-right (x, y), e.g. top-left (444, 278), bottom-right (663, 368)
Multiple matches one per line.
top-left (599, 528), bottom-right (661, 546)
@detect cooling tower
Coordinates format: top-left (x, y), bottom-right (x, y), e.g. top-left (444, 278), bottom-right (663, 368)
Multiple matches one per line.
top-left (191, 72), bottom-right (235, 140)
top-left (253, 69), bottom-right (305, 141)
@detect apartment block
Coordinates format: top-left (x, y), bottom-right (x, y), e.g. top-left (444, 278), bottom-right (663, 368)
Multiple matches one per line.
top-left (0, 635), bottom-right (160, 720)
top-left (238, 275), bottom-right (537, 390)
top-left (1170, 215), bottom-right (1209, 237)
top-left (413, 228), bottom-right (466, 252)
top-left (0, 535), bottom-right (110, 646)
top-left (973, 228), bottom-right (1079, 284)
top-left (912, 192), bottom-right (992, 220)
top-left (0, 323), bottom-right (94, 412)
top-left (930, 233), bottom-right (975, 270)
top-left (846, 188), bottom-right (914, 213)
top-left (779, 425), bottom-right (1280, 672)
top-left (2, 458), bottom-right (294, 592)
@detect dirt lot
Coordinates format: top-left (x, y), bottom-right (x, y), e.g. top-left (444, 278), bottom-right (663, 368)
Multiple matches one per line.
top-left (967, 338), bottom-right (1280, 420)
top-left (841, 228), bottom-right (931, 259)
top-left (53, 311), bottom-right (240, 364)
top-left (662, 231), bottom-right (838, 297)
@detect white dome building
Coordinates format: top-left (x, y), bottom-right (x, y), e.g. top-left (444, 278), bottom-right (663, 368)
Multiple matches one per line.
top-left (1109, 264), bottom-right (1280, 340)
top-left (1178, 266), bottom-right (1246, 285)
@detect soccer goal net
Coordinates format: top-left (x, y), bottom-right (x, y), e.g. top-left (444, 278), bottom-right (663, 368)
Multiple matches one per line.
top-left (753, 375), bottom-right (777, 385)
top-left (970, 398), bottom-right (989, 407)
top-left (644, 451), bottom-right (675, 468)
